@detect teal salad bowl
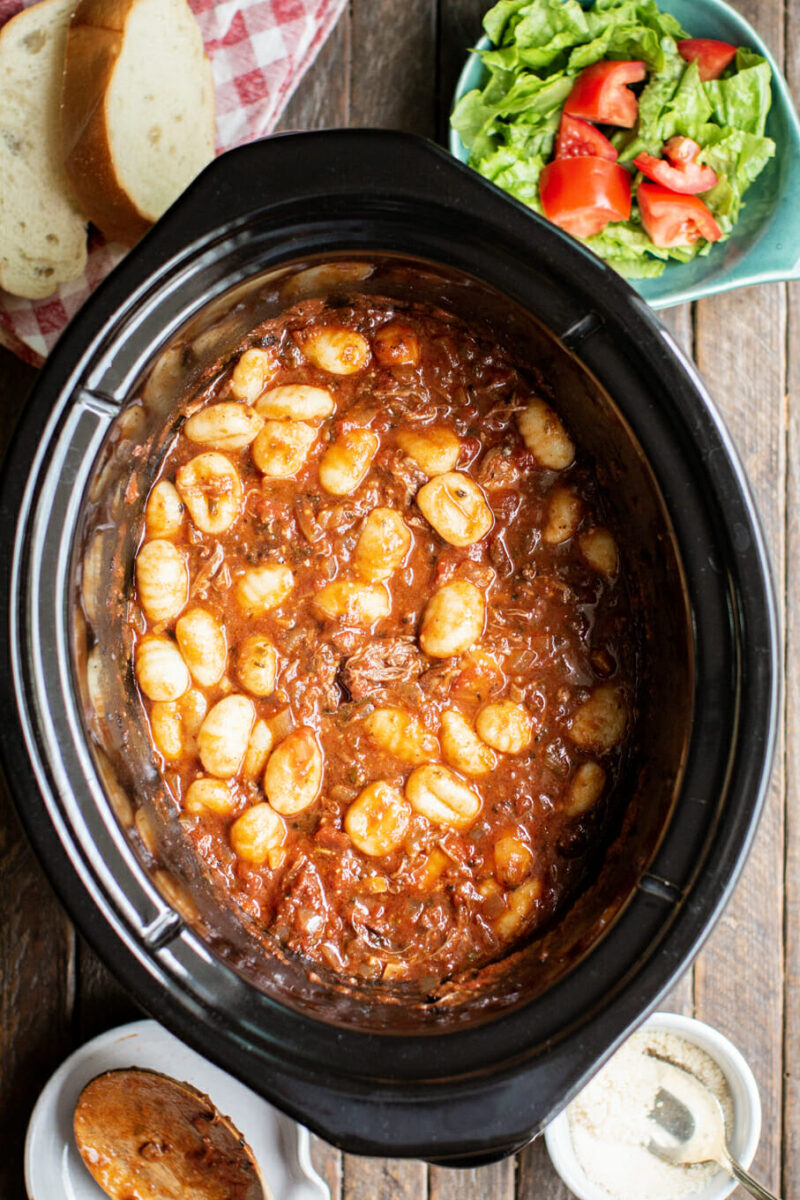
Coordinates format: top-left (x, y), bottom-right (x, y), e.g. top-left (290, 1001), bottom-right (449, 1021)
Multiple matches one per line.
top-left (449, 0), bottom-right (800, 308)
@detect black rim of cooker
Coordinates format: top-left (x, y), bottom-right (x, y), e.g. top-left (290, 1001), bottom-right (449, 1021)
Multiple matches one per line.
top-left (0, 132), bottom-right (780, 1162)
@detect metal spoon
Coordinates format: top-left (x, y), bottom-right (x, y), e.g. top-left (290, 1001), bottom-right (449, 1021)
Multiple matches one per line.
top-left (646, 1057), bottom-right (781, 1200)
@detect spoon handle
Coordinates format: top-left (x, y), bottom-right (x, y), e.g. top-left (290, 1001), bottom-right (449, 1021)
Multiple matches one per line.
top-left (722, 1152), bottom-right (782, 1200)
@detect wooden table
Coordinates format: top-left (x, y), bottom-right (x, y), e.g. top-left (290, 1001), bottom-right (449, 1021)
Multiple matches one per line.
top-left (1, 2), bottom-right (797, 1196)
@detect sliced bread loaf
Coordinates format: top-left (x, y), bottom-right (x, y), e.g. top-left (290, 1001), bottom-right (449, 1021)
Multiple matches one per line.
top-left (0, 0), bottom-right (88, 299)
top-left (62, 0), bottom-right (215, 246)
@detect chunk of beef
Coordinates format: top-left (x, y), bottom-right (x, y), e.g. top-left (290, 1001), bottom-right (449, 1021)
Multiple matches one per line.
top-left (341, 637), bottom-right (426, 701)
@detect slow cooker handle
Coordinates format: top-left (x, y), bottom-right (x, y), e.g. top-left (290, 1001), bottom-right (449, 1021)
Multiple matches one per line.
top-left (160, 130), bottom-right (497, 247)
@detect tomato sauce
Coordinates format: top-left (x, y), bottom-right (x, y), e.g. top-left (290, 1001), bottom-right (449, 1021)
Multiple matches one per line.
top-left (131, 295), bottom-right (636, 988)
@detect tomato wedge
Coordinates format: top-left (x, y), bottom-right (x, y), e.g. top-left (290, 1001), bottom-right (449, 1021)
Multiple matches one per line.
top-left (637, 182), bottom-right (723, 248)
top-left (540, 157), bottom-right (632, 239)
top-left (633, 136), bottom-right (717, 194)
top-left (555, 113), bottom-right (618, 161)
top-left (563, 61), bottom-right (647, 128)
top-left (677, 38), bottom-right (737, 81)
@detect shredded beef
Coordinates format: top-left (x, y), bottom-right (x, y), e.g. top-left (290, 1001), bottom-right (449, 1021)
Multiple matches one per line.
top-left (340, 637), bottom-right (426, 701)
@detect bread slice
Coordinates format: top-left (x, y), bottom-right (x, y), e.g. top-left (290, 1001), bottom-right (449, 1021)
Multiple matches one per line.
top-left (62, 0), bottom-right (215, 245)
top-left (0, 0), bottom-right (88, 299)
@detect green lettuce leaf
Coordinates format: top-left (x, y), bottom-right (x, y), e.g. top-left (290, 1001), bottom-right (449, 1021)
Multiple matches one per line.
top-left (705, 55), bottom-right (772, 135)
top-left (451, 0), bottom-right (775, 278)
top-left (483, 0), bottom-right (531, 45)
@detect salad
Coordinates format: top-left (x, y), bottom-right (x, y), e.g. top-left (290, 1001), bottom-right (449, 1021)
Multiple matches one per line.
top-left (450, 0), bottom-right (776, 277)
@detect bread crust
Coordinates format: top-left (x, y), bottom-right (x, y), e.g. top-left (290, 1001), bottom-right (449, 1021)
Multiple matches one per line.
top-left (61, 0), bottom-right (152, 245)
top-left (0, 0), bottom-right (88, 297)
top-left (61, 0), bottom-right (214, 246)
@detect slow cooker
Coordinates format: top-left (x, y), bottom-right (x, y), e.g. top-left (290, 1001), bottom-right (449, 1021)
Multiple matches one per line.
top-left (0, 131), bottom-right (778, 1164)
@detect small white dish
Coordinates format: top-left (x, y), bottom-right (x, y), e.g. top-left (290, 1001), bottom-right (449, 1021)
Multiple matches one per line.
top-left (544, 1011), bottom-right (762, 1200)
top-left (24, 1018), bottom-right (329, 1200)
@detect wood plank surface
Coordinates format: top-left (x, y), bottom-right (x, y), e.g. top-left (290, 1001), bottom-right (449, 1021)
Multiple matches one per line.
top-left (429, 1158), bottom-right (515, 1200)
top-left (343, 1156), bottom-right (428, 1200)
top-left (693, 280), bottom-right (787, 1193)
top-left (692, 4), bottom-right (788, 1164)
top-left (0, 3), bottom-right (796, 1198)
top-left (351, 0), bottom-right (437, 135)
top-left (783, 9), bottom-right (799, 1199)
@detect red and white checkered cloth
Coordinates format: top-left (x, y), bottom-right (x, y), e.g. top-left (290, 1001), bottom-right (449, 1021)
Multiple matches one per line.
top-left (0, 0), bottom-right (348, 365)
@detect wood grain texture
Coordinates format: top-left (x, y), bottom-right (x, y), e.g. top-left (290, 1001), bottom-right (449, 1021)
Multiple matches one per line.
top-left (0, 345), bottom-right (72, 1200)
top-left (692, 32), bottom-right (787, 1190)
top-left (0, 785), bottom-right (74, 1200)
top-left (783, 8), bottom-right (799, 1200)
top-left (342, 1155), bottom-right (427, 1199)
top-left (516, 1134), bottom-right (571, 1199)
top-left (693, 277), bottom-right (787, 1192)
top-left (429, 1158), bottom-right (515, 1199)
top-left (783, 276), bottom-right (798, 1200)
top-left (350, 0), bottom-right (437, 135)
top-left (275, 12), bottom-right (350, 132)
top-left (74, 938), bottom-right (140, 1043)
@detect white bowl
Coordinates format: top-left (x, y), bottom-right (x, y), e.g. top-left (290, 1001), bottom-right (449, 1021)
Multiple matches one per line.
top-left (544, 1012), bottom-right (762, 1200)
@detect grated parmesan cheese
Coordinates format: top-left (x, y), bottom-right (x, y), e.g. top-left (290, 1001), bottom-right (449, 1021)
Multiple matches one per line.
top-left (567, 1028), bottom-right (734, 1200)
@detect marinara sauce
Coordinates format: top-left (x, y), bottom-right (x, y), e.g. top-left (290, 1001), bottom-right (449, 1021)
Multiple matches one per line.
top-left (131, 295), bottom-right (635, 987)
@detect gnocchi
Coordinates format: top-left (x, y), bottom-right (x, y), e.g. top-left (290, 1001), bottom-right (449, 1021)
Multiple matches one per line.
top-left (131, 293), bottom-right (638, 988)
top-left (150, 689), bottom-right (207, 760)
top-left (230, 802), bottom-right (286, 865)
top-left (235, 564), bottom-right (294, 616)
top-left (255, 384), bottom-right (335, 421)
top-left (493, 835), bottom-right (533, 888)
top-left (264, 727), bottom-right (323, 815)
top-left (312, 580), bottom-right (390, 625)
top-left (135, 635), bottom-right (190, 702)
top-left (318, 428), bottom-right (379, 495)
top-left (175, 453), bottom-right (243, 535)
top-left (296, 325), bottom-right (371, 375)
top-left (197, 694), bottom-right (255, 778)
top-left (135, 539), bottom-right (188, 624)
top-left (242, 720), bottom-right (275, 781)
top-left (419, 580), bottom-right (485, 658)
top-left (565, 761), bottom-right (606, 816)
top-left (364, 706), bottom-right (439, 765)
top-left (440, 709), bottom-right (497, 776)
top-left (184, 403), bottom-right (264, 451)
top-left (280, 262), bottom-right (372, 302)
top-left (542, 485), bottom-right (582, 545)
top-left (344, 781), bottom-right (412, 856)
top-left (476, 701), bottom-right (533, 754)
top-left (569, 686), bottom-right (628, 750)
top-left (229, 347), bottom-right (280, 402)
top-left (405, 764), bottom-right (482, 831)
top-left (579, 527), bottom-right (619, 576)
top-left (252, 420), bottom-right (317, 477)
top-left (517, 398), bottom-right (575, 469)
top-left (236, 634), bottom-right (278, 697)
top-left (417, 472), bottom-right (493, 546)
top-left (397, 426), bottom-right (460, 476)
top-left (354, 508), bottom-right (411, 581)
top-left (494, 877), bottom-right (542, 938)
top-left (373, 322), bottom-right (420, 366)
top-left (175, 608), bottom-right (227, 688)
top-left (185, 777), bottom-right (238, 817)
top-left (145, 480), bottom-right (183, 539)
